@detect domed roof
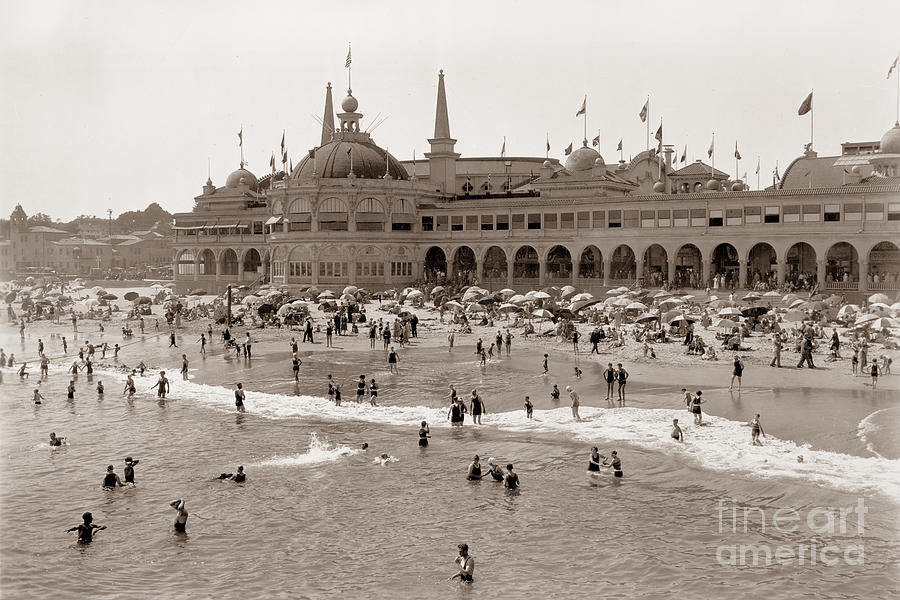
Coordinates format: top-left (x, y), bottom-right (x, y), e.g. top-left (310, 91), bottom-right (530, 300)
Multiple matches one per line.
top-left (880, 122), bottom-right (900, 154)
top-left (225, 167), bottom-right (258, 190)
top-left (292, 139), bottom-right (409, 181)
top-left (564, 145), bottom-right (601, 172)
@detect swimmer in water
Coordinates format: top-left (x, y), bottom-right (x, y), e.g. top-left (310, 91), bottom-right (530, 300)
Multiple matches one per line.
top-left (671, 419), bottom-right (684, 442)
top-left (170, 499), bottom-right (188, 533)
top-left (467, 455), bottom-right (483, 480)
top-left (33, 388), bottom-right (45, 405)
top-left (102, 465), bottom-right (123, 488)
top-left (49, 432), bottom-right (64, 446)
top-left (566, 386), bottom-right (581, 421)
top-left (486, 458), bottom-right (504, 481)
top-left (749, 414), bottom-right (766, 446)
top-left (588, 447), bottom-right (602, 471)
top-left (603, 450), bottom-right (623, 478)
top-left (524, 396), bottom-right (533, 420)
top-left (234, 383), bottom-right (246, 412)
top-left (96, 381), bottom-right (104, 397)
top-left (450, 543), bottom-right (475, 582)
top-left (690, 391), bottom-right (705, 425)
top-left (504, 464), bottom-right (519, 489)
top-left (123, 457), bottom-right (139, 484)
top-left (218, 466), bottom-right (246, 483)
top-left (418, 421), bottom-right (430, 447)
top-left (542, 354), bottom-right (549, 374)
top-left (67, 380), bottom-right (76, 400)
top-left (67, 512), bottom-right (105, 544)
top-left (550, 384), bottom-right (560, 403)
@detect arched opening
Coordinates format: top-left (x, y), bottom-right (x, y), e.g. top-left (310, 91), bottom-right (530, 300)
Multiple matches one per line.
top-left (452, 246), bottom-right (476, 283)
top-left (482, 246), bottom-right (508, 282)
top-left (826, 242), bottom-right (859, 286)
top-left (868, 241), bottom-right (900, 289)
top-left (546, 245), bottom-right (573, 280)
top-left (199, 249), bottom-right (216, 275)
top-left (513, 245), bottom-right (539, 280)
top-left (317, 197), bottom-right (349, 231)
top-left (675, 244), bottom-right (702, 288)
top-left (355, 197), bottom-right (385, 232)
top-left (642, 244), bottom-right (668, 286)
top-left (220, 249), bottom-right (238, 276)
top-left (288, 198), bottom-right (312, 232)
top-left (711, 243), bottom-right (739, 289)
top-left (176, 249), bottom-right (195, 276)
top-left (243, 248), bottom-right (262, 274)
top-left (391, 198), bottom-right (415, 232)
top-left (609, 245), bottom-right (635, 282)
top-left (269, 247), bottom-right (285, 282)
top-left (424, 246), bottom-right (447, 282)
top-left (785, 242), bottom-right (816, 288)
top-left (579, 246), bottom-right (603, 279)
top-left (287, 247), bottom-right (313, 282)
top-left (356, 246), bottom-right (385, 280)
top-left (747, 243), bottom-right (776, 289)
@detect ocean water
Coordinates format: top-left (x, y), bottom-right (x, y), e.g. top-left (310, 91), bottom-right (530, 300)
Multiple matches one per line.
top-left (1, 330), bottom-right (898, 599)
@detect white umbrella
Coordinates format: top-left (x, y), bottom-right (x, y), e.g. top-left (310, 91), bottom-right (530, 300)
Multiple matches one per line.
top-left (343, 285), bottom-right (359, 295)
top-left (854, 313), bottom-right (879, 326)
top-left (837, 304), bottom-right (859, 319)
top-left (625, 301), bottom-right (648, 311)
top-left (658, 297), bottom-right (684, 308)
top-left (634, 312), bottom-right (658, 323)
top-left (242, 295), bottom-right (260, 305)
top-left (789, 298), bottom-right (807, 309)
top-left (497, 303), bottom-right (521, 313)
top-left (861, 316), bottom-right (897, 329)
top-left (466, 302), bottom-right (487, 313)
top-left (610, 297), bottom-right (630, 307)
top-left (508, 294), bottom-right (528, 305)
top-left (532, 291), bottom-right (551, 300)
top-left (763, 291), bottom-right (781, 297)
top-left (868, 293), bottom-right (890, 305)
top-left (406, 289), bottom-right (424, 299)
top-left (290, 299), bottom-right (309, 307)
top-left (317, 291), bottom-right (335, 299)
top-left (277, 304), bottom-right (295, 316)
top-left (783, 293), bottom-right (800, 303)
top-left (869, 302), bottom-right (891, 313)
top-left (571, 292), bottom-right (593, 302)
top-left (718, 307), bottom-right (743, 316)
top-left (560, 285), bottom-right (577, 298)
top-left (499, 288), bottom-right (516, 297)
top-left (462, 288), bottom-right (486, 302)
top-left (532, 308), bottom-right (554, 319)
top-left (891, 302), bottom-right (900, 312)
top-left (742, 292), bottom-right (762, 301)
top-left (443, 300), bottom-right (464, 310)
top-left (652, 290), bottom-right (672, 299)
top-left (681, 294), bottom-right (696, 302)
top-left (714, 318), bottom-right (739, 329)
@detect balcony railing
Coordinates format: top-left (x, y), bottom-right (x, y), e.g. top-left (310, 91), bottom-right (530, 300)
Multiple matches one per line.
top-left (824, 281), bottom-right (859, 291)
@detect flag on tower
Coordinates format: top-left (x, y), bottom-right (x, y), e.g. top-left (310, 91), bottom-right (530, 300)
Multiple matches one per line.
top-left (639, 100), bottom-right (648, 123)
top-left (238, 127), bottom-right (243, 146)
top-left (564, 142), bottom-right (573, 155)
top-left (616, 139), bottom-right (622, 151)
top-left (654, 124), bottom-right (662, 144)
top-left (591, 134), bottom-right (600, 147)
top-left (576, 96), bottom-right (586, 117)
top-left (546, 135), bottom-right (550, 153)
top-left (282, 150), bottom-right (288, 164)
top-left (707, 136), bottom-right (714, 158)
top-left (501, 137), bottom-right (506, 157)
top-left (270, 153), bottom-right (275, 173)
top-left (888, 55), bottom-right (898, 79)
top-left (755, 157), bottom-right (760, 174)
top-left (345, 47), bottom-right (352, 68)
top-left (774, 165), bottom-right (780, 181)
top-left (680, 145), bottom-right (687, 163)
top-left (280, 131), bottom-right (285, 153)
top-left (798, 91), bottom-right (813, 116)
top-left (734, 142), bottom-right (741, 161)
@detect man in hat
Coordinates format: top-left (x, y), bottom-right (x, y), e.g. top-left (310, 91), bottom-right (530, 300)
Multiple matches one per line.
top-left (123, 457), bottom-right (139, 484)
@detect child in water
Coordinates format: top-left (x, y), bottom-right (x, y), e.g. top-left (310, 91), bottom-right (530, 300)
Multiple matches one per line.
top-left (524, 396), bottom-right (533, 420)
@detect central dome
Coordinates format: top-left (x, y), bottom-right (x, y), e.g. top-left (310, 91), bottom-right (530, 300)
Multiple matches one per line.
top-left (225, 167), bottom-right (258, 190)
top-left (292, 139), bottom-right (409, 180)
top-left (565, 146), bottom-right (601, 172)
top-left (880, 122), bottom-right (900, 154)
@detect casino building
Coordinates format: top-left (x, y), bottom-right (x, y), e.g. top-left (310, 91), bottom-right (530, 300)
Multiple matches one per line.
top-left (172, 71), bottom-right (900, 297)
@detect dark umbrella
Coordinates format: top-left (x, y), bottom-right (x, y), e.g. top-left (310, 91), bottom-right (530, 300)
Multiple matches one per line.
top-left (124, 291), bottom-right (139, 301)
top-left (570, 298), bottom-right (603, 313)
top-left (137, 296), bottom-right (152, 304)
top-left (741, 306), bottom-right (768, 317)
top-left (190, 289), bottom-right (206, 296)
top-left (101, 293), bottom-right (118, 300)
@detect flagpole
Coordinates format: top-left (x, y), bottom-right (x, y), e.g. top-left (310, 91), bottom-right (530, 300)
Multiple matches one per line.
top-left (347, 43), bottom-right (352, 92)
top-left (546, 133), bottom-right (549, 159)
top-left (735, 143), bottom-right (738, 184)
top-left (710, 132), bottom-right (714, 178)
top-left (646, 95), bottom-right (650, 153)
top-left (896, 56), bottom-right (899, 122)
top-left (757, 156), bottom-right (760, 190)
top-left (658, 119), bottom-right (662, 180)
top-left (583, 96), bottom-right (587, 146)
top-left (810, 88), bottom-right (814, 150)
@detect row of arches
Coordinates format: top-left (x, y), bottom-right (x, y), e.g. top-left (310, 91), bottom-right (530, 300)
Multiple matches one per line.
top-left (177, 248), bottom-right (264, 277)
top-left (423, 241), bottom-right (900, 289)
top-left (274, 197), bottom-right (415, 215)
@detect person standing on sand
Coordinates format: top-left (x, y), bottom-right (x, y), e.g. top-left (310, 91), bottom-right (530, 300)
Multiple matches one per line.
top-left (234, 383), bottom-right (246, 412)
top-left (470, 389), bottom-right (485, 425)
top-left (567, 386), bottom-right (581, 421)
top-left (181, 355), bottom-right (189, 380)
top-left (603, 363), bottom-right (616, 402)
top-left (729, 355), bottom-right (743, 390)
top-left (447, 331), bottom-right (455, 352)
top-left (504, 330), bottom-right (513, 356)
top-left (870, 360), bottom-right (879, 389)
top-left (691, 391), bottom-right (705, 424)
top-left (769, 335), bottom-right (782, 368)
top-left (387, 346), bottom-right (399, 374)
top-left (749, 414), bottom-right (765, 445)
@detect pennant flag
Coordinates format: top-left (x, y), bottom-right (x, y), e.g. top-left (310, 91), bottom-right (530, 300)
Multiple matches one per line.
top-left (575, 96), bottom-right (586, 117)
top-left (755, 157), bottom-right (760, 174)
top-left (345, 46), bottom-right (352, 68)
top-left (546, 135), bottom-right (550, 153)
top-left (707, 136), bottom-right (714, 158)
top-left (655, 124), bottom-right (663, 142)
top-left (888, 55), bottom-right (898, 79)
top-left (734, 141), bottom-right (741, 161)
top-left (501, 137), bottom-right (506, 157)
top-left (591, 135), bottom-right (600, 147)
top-left (347, 148), bottom-right (352, 156)
top-left (797, 91), bottom-right (813, 116)
top-left (639, 100), bottom-right (648, 123)
top-left (270, 152), bottom-right (276, 173)
top-left (680, 145), bottom-right (687, 163)
top-left (238, 127), bottom-right (243, 146)
top-left (616, 139), bottom-right (623, 151)
top-left (774, 165), bottom-right (780, 180)
top-left (282, 150), bottom-right (288, 164)
top-left (564, 142), bottom-right (573, 155)
top-left (280, 131), bottom-right (285, 153)
top-left (289, 158), bottom-right (293, 173)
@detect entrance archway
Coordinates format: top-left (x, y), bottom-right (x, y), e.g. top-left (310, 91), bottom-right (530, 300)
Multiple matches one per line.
top-left (867, 241), bottom-right (900, 288)
top-left (220, 249), bottom-right (238, 276)
top-left (675, 244), bottom-right (702, 288)
top-left (642, 244), bottom-right (668, 286)
top-left (424, 246), bottom-right (447, 281)
top-left (482, 246), bottom-right (508, 280)
top-left (826, 242), bottom-right (858, 284)
top-left (243, 248), bottom-right (262, 274)
top-left (198, 249), bottom-right (216, 275)
top-left (785, 242), bottom-right (816, 287)
top-left (747, 243), bottom-right (776, 288)
top-left (546, 245), bottom-right (573, 280)
top-left (711, 243), bottom-right (739, 289)
top-left (609, 245), bottom-right (635, 282)
top-left (452, 246), bottom-right (476, 281)
top-left (513, 245), bottom-right (539, 280)
top-left (579, 246), bottom-right (602, 279)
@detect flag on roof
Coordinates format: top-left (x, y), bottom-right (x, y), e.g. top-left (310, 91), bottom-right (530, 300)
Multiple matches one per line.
top-left (755, 157), bottom-right (760, 174)
top-left (564, 142), bottom-right (573, 155)
top-left (575, 96), bottom-right (586, 117)
top-left (591, 134), bottom-right (600, 147)
top-left (888, 55), bottom-right (898, 79)
top-left (546, 134), bottom-right (550, 153)
top-left (655, 124), bottom-right (662, 142)
top-left (280, 131), bottom-right (285, 153)
top-left (270, 153), bottom-right (275, 173)
top-left (707, 136), bottom-right (714, 158)
top-left (345, 46), bottom-right (352, 68)
top-left (501, 137), bottom-right (506, 157)
top-left (639, 100), bottom-right (648, 123)
top-left (680, 145), bottom-right (687, 163)
top-left (282, 150), bottom-right (288, 164)
top-left (616, 139), bottom-right (622, 151)
top-left (798, 91), bottom-right (813, 116)
top-left (734, 141), bottom-right (741, 161)
top-left (238, 127), bottom-right (243, 146)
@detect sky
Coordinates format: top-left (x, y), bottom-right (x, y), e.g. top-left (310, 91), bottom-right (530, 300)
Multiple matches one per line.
top-left (2, 0), bottom-right (899, 221)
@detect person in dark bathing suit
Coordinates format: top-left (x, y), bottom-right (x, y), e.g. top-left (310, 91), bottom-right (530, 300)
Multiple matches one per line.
top-left (234, 383), bottom-right (246, 412)
top-left (452, 543), bottom-right (475, 582)
top-left (467, 455), bottom-right (482, 480)
top-left (170, 499), bottom-right (188, 532)
top-left (67, 512), bottom-right (105, 544)
top-left (418, 421), bottom-right (430, 447)
top-left (486, 458), bottom-right (504, 481)
top-left (750, 414), bottom-right (766, 446)
top-left (691, 391), bottom-right (705, 425)
top-left (550, 384), bottom-right (560, 403)
top-left (448, 398), bottom-right (466, 426)
top-left (604, 451), bottom-right (623, 478)
top-left (588, 447), bottom-right (602, 471)
top-left (729, 355), bottom-right (744, 391)
top-left (470, 390), bottom-right (485, 425)
top-left (49, 432), bottom-right (64, 446)
top-left (103, 465), bottom-right (123, 488)
top-left (504, 464), bottom-right (519, 489)
top-left (67, 380), bottom-right (75, 399)
top-left (123, 457), bottom-right (139, 484)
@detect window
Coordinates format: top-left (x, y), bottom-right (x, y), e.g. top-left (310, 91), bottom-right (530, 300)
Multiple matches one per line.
top-left (466, 215), bottom-right (478, 230)
top-left (319, 261), bottom-right (348, 278)
top-left (544, 213), bottom-right (557, 229)
top-left (512, 213), bottom-right (525, 230)
top-left (577, 211), bottom-right (590, 228)
top-left (690, 208), bottom-right (706, 227)
top-left (290, 220), bottom-right (311, 232)
top-left (356, 261), bottom-right (384, 277)
top-left (657, 209), bottom-right (670, 227)
top-left (253, 221), bottom-right (263, 234)
top-left (865, 202), bottom-right (884, 221)
top-left (888, 203), bottom-right (900, 221)
top-left (764, 206), bottom-right (780, 223)
top-left (560, 212), bottom-right (574, 229)
top-left (844, 203), bottom-right (862, 221)
top-left (623, 210), bottom-right (639, 228)
top-left (744, 206), bottom-right (761, 224)
top-left (420, 216), bottom-right (434, 231)
top-left (673, 209), bottom-right (689, 227)
top-left (392, 262), bottom-right (413, 277)
top-left (802, 204), bottom-right (820, 222)
top-left (392, 222), bottom-right (411, 231)
top-left (824, 204), bottom-right (841, 222)
top-left (641, 210), bottom-right (655, 228)
top-left (481, 215), bottom-right (494, 231)
top-left (782, 205), bottom-right (800, 223)
top-left (592, 210), bottom-right (605, 227)
top-left (708, 209), bottom-right (723, 227)
top-left (272, 262), bottom-right (285, 277)
top-left (608, 210), bottom-right (621, 228)
top-left (289, 261), bottom-right (312, 277)
top-left (527, 214), bottom-right (541, 230)
top-left (726, 208), bottom-right (742, 226)
top-left (437, 215), bottom-right (448, 230)
top-left (496, 214), bottom-right (509, 230)
top-left (451, 216), bottom-right (463, 231)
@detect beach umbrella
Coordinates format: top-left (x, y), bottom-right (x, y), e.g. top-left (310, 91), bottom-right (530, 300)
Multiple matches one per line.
top-left (669, 313), bottom-right (696, 325)
top-left (497, 302), bottom-right (522, 313)
top-left (854, 313), bottom-right (879, 326)
top-left (242, 295), bottom-right (260, 305)
top-left (150, 283), bottom-right (164, 289)
top-left (658, 297), bottom-right (684, 309)
top-left (625, 301), bottom-right (648, 311)
top-left (569, 298), bottom-right (603, 313)
top-left (101, 293), bottom-right (118, 300)
top-left (560, 285), bottom-right (577, 298)
top-left (467, 302), bottom-right (487, 313)
top-left (406, 289), bottom-right (424, 299)
top-left (531, 291), bottom-right (551, 300)
top-left (430, 285), bottom-right (445, 295)
top-left (861, 316), bottom-right (897, 329)
top-left (508, 294), bottom-right (527, 305)
top-left (809, 294), bottom-right (825, 301)
top-left (341, 293), bottom-right (356, 303)
top-left (571, 292), bottom-right (593, 302)
top-left (190, 289), bottom-right (206, 296)
top-left (891, 302), bottom-right (900, 312)
top-left (610, 297), bottom-right (630, 307)
top-left (783, 293), bottom-right (799, 303)
top-left (681, 294), bottom-right (696, 302)
top-left (742, 292), bottom-right (762, 301)
top-left (763, 291), bottom-right (781, 298)
top-left (164, 283), bottom-right (176, 288)
top-left (342, 285), bottom-right (359, 295)
top-left (714, 318), bottom-right (739, 329)
top-left (443, 300), bottom-right (464, 310)
top-left (717, 307), bottom-right (743, 316)
top-left (741, 306), bottom-right (768, 317)
top-left (137, 296), bottom-right (152, 304)
top-left (634, 312), bottom-right (658, 323)
top-left (290, 299), bottom-right (308, 307)
top-left (823, 295), bottom-right (843, 306)
top-left (462, 288), bottom-right (486, 302)
top-left (789, 298), bottom-right (807, 309)
top-left (532, 308), bottom-right (554, 319)
top-left (277, 304), bottom-right (295, 316)
top-left (123, 291), bottom-right (139, 301)
top-left (317, 290), bottom-right (335, 299)
top-left (869, 302), bottom-right (891, 313)
top-left (837, 304), bottom-right (859, 319)
top-left (652, 290), bottom-right (672, 299)
top-left (806, 300), bottom-right (828, 311)
top-left (82, 298), bottom-right (99, 307)
top-left (499, 288), bottom-right (516, 298)
top-left (783, 310), bottom-right (807, 322)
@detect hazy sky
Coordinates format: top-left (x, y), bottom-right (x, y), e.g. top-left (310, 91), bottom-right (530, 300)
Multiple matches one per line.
top-left (2, 0), bottom-right (899, 220)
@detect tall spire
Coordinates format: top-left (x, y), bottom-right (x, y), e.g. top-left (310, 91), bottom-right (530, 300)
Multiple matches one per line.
top-left (321, 82), bottom-right (335, 146)
top-left (434, 69), bottom-right (451, 139)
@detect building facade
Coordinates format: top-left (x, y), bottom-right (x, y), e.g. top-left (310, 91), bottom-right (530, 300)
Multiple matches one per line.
top-left (172, 73), bottom-right (900, 297)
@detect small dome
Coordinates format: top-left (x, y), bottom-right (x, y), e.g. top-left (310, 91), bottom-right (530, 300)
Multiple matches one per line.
top-left (542, 160), bottom-right (552, 168)
top-left (851, 165), bottom-right (861, 175)
top-left (880, 122), bottom-right (900, 154)
top-left (341, 92), bottom-right (359, 113)
top-left (731, 181), bottom-right (744, 191)
top-left (706, 178), bottom-right (721, 191)
top-left (564, 146), bottom-right (601, 172)
top-left (594, 156), bottom-right (605, 167)
top-left (653, 181), bottom-right (665, 193)
top-left (225, 167), bottom-right (258, 190)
